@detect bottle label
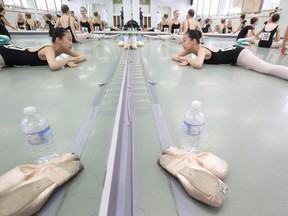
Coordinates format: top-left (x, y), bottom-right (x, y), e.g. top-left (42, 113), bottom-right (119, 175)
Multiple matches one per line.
top-left (24, 126), bottom-right (53, 145)
top-left (183, 120), bottom-right (204, 136)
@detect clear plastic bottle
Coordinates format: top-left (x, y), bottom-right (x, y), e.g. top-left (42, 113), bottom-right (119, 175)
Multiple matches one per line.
top-left (180, 101), bottom-right (204, 153)
top-left (20, 106), bottom-right (59, 163)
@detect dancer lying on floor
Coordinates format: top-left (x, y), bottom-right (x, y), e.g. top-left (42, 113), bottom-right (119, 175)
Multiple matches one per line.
top-left (172, 30), bottom-right (288, 80)
top-left (0, 27), bottom-right (86, 70)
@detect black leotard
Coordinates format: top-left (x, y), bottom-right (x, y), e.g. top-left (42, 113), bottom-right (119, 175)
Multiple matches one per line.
top-left (25, 21), bottom-right (36, 30)
top-left (236, 25), bottom-right (254, 40)
top-left (93, 23), bottom-right (102, 31)
top-left (202, 24), bottom-right (211, 33)
top-left (258, 25), bottom-right (278, 48)
top-left (0, 44), bottom-right (48, 66)
top-left (162, 24), bottom-right (169, 32)
top-left (227, 26), bottom-right (233, 33)
top-left (17, 21), bottom-right (25, 29)
top-left (171, 22), bottom-right (180, 34)
top-left (204, 45), bottom-right (244, 65)
top-left (80, 20), bottom-right (91, 33)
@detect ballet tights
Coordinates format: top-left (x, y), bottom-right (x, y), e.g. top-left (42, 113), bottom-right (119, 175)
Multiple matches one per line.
top-left (237, 49), bottom-right (288, 80)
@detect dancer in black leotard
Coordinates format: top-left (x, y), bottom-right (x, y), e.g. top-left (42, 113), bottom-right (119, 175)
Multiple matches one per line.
top-left (91, 11), bottom-right (103, 32)
top-left (79, 7), bottom-right (92, 33)
top-left (42, 14), bottom-right (55, 37)
top-left (54, 4), bottom-right (81, 43)
top-left (236, 17), bottom-right (259, 45)
top-left (202, 18), bottom-right (213, 33)
top-left (54, 5), bottom-right (105, 42)
top-left (255, 13), bottom-right (282, 48)
top-left (183, 9), bottom-right (204, 44)
top-left (159, 14), bottom-right (171, 33)
top-left (171, 10), bottom-right (182, 34)
top-left (0, 27), bottom-right (86, 70)
top-left (172, 30), bottom-right (288, 80)
top-left (15, 13), bottom-right (25, 30)
top-left (0, 7), bottom-right (16, 39)
top-left (25, 13), bottom-right (36, 30)
top-left (233, 14), bottom-right (246, 34)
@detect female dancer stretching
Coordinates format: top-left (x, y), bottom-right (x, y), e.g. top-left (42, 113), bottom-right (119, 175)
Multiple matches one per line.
top-left (172, 30), bottom-right (288, 80)
top-left (0, 27), bottom-right (86, 70)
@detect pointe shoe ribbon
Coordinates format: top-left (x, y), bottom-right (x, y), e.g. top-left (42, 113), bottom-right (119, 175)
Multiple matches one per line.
top-left (159, 154), bottom-right (227, 207)
top-left (164, 147), bottom-right (228, 180)
top-left (0, 153), bottom-right (83, 216)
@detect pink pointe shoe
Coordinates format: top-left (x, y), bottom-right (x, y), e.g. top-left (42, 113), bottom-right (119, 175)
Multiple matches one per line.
top-left (164, 146), bottom-right (228, 180)
top-left (158, 154), bottom-right (227, 207)
top-left (0, 153), bottom-right (83, 216)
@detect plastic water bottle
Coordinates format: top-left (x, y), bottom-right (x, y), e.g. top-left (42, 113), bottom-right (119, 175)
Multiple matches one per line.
top-left (180, 101), bottom-right (204, 153)
top-left (20, 106), bottom-right (59, 163)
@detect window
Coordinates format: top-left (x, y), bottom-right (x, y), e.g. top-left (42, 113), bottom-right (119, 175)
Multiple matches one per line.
top-left (195, 0), bottom-right (221, 17)
top-left (219, 0), bottom-right (230, 15)
top-left (210, 0), bottom-right (219, 16)
top-left (46, 0), bottom-right (56, 11)
top-left (3, 0), bottom-right (22, 6)
top-left (196, 0), bottom-right (204, 17)
top-left (55, 0), bottom-right (63, 13)
top-left (261, 0), bottom-right (280, 10)
top-left (229, 0), bottom-right (243, 14)
top-left (21, 0), bottom-right (32, 8)
top-left (202, 0), bottom-right (211, 17)
top-left (35, 0), bottom-right (47, 10)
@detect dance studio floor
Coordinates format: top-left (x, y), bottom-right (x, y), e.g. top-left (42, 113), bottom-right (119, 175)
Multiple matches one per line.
top-left (0, 33), bottom-right (288, 216)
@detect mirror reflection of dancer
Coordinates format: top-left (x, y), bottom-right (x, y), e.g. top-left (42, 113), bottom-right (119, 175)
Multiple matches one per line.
top-left (0, 27), bottom-right (86, 70)
top-left (0, 6), bottom-right (17, 40)
top-left (120, 7), bottom-right (124, 29)
top-left (54, 4), bottom-right (83, 43)
top-left (139, 7), bottom-right (143, 28)
top-left (183, 9), bottom-right (204, 44)
top-left (172, 30), bottom-right (288, 80)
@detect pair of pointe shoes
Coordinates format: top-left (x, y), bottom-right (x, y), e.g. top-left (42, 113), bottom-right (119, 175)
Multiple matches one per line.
top-left (158, 147), bottom-right (228, 207)
top-left (123, 36), bottom-right (138, 50)
top-left (0, 153), bottom-right (83, 216)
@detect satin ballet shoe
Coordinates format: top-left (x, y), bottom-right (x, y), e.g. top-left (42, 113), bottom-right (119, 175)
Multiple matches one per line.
top-left (124, 43), bottom-right (130, 49)
top-left (130, 36), bottom-right (137, 49)
top-left (164, 147), bottom-right (228, 180)
top-left (0, 153), bottom-right (81, 196)
top-left (0, 153), bottom-right (80, 196)
top-left (123, 36), bottom-right (130, 49)
top-left (130, 44), bottom-right (137, 49)
top-left (0, 154), bottom-right (83, 216)
top-left (118, 41), bottom-right (125, 47)
top-left (196, 151), bottom-right (228, 180)
top-left (158, 154), bottom-right (227, 207)
top-left (137, 41), bottom-right (144, 47)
